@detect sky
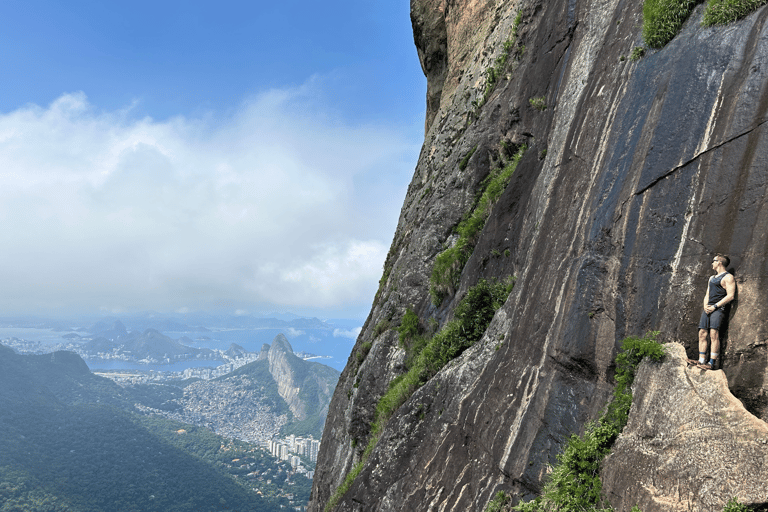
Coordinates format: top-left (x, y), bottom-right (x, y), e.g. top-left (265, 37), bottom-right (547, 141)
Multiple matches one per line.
top-left (0, 0), bottom-right (426, 320)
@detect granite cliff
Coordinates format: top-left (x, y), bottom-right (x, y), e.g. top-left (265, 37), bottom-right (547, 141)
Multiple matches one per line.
top-left (263, 334), bottom-right (339, 424)
top-left (310, 0), bottom-right (768, 510)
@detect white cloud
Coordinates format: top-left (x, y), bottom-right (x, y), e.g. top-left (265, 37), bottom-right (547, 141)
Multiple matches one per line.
top-left (268, 239), bottom-right (388, 305)
top-left (285, 328), bottom-right (306, 338)
top-left (0, 84), bottom-right (418, 315)
top-left (333, 327), bottom-right (362, 339)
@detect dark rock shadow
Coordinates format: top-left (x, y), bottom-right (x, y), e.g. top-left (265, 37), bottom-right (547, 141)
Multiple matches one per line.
top-left (719, 265), bottom-right (737, 368)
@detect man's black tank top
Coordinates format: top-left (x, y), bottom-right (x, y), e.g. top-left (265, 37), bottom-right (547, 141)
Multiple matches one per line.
top-left (708, 272), bottom-right (729, 305)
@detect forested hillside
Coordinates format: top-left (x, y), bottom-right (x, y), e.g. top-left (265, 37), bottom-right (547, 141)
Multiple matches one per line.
top-left (0, 345), bottom-right (310, 511)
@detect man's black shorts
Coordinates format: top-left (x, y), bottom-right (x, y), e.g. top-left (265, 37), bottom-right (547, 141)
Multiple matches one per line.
top-left (699, 308), bottom-right (726, 330)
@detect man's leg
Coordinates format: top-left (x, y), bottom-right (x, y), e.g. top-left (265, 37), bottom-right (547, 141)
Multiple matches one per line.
top-left (698, 329), bottom-right (709, 364)
top-left (709, 329), bottom-right (720, 368)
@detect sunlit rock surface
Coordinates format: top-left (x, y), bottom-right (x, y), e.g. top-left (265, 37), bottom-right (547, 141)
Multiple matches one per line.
top-left (602, 344), bottom-right (768, 511)
top-left (309, 0), bottom-right (768, 510)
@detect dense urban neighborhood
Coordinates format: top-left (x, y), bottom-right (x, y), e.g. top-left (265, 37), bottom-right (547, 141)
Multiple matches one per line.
top-left (134, 376), bottom-right (289, 443)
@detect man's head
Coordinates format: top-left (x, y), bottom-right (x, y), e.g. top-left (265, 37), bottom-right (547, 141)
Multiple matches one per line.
top-left (713, 254), bottom-right (730, 270)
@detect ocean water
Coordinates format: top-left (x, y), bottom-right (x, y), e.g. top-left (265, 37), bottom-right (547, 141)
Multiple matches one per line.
top-left (166, 327), bottom-right (356, 371)
top-left (0, 327), bottom-right (80, 345)
top-left (0, 325), bottom-right (358, 372)
top-left (85, 359), bottom-right (224, 372)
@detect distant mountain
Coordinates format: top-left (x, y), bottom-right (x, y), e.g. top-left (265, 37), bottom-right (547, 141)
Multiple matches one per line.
top-left (0, 311), bottom-right (348, 336)
top-left (260, 334), bottom-right (339, 434)
top-left (88, 314), bottom-right (199, 333)
top-left (225, 342), bottom-right (249, 358)
top-left (0, 345), bottom-right (132, 408)
top-left (120, 329), bottom-right (198, 359)
top-left (82, 327), bottom-right (216, 362)
top-left (190, 315), bottom-right (333, 330)
top-left (0, 345), bottom-right (291, 511)
top-left (49, 312), bottom-right (334, 338)
top-left (262, 311), bottom-right (302, 321)
top-left (87, 319), bottom-right (129, 339)
top-left (142, 334), bottom-right (340, 441)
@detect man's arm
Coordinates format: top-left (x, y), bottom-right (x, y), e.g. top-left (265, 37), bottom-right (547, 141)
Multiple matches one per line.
top-left (703, 286), bottom-right (710, 310)
top-left (716, 274), bottom-right (736, 308)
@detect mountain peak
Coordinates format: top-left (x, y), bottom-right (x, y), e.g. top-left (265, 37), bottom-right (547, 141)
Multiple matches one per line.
top-left (89, 319), bottom-right (128, 340)
top-left (270, 333), bottom-right (293, 354)
top-left (112, 320), bottom-right (127, 335)
top-left (45, 350), bottom-right (91, 374)
top-left (225, 343), bottom-right (247, 359)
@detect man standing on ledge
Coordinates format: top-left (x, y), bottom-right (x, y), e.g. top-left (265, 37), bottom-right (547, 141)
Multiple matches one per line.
top-left (696, 254), bottom-right (735, 370)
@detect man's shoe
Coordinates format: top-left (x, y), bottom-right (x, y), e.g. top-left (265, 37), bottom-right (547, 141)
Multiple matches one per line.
top-left (697, 362), bottom-right (714, 370)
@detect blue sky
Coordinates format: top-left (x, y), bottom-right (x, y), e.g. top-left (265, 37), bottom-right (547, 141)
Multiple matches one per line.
top-left (0, 0), bottom-right (426, 319)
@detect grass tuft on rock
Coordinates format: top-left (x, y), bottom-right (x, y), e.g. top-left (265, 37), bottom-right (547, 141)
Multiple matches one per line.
top-left (430, 145), bottom-right (526, 305)
top-left (702, 0), bottom-right (768, 25)
top-left (642, 0), bottom-right (698, 48)
top-left (326, 278), bottom-right (514, 512)
top-left (642, 0), bottom-right (767, 49)
top-left (379, 277), bottom-right (514, 430)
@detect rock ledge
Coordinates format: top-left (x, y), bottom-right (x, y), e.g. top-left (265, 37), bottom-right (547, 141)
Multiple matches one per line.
top-left (602, 343), bottom-right (768, 512)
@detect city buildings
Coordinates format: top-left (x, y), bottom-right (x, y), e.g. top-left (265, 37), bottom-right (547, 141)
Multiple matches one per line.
top-left (267, 435), bottom-right (320, 472)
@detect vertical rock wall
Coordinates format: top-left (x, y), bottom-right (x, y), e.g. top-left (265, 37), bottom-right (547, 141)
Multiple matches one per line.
top-left (310, 0), bottom-right (768, 510)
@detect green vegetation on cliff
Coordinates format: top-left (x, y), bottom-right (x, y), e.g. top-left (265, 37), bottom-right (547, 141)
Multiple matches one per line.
top-left (430, 145), bottom-right (526, 305)
top-left (327, 278), bottom-right (514, 512)
top-left (474, 9), bottom-right (524, 111)
top-left (380, 278), bottom-right (514, 429)
top-left (702, 0), bottom-right (768, 25)
top-left (643, 0), bottom-right (767, 49)
top-left (642, 0), bottom-right (698, 48)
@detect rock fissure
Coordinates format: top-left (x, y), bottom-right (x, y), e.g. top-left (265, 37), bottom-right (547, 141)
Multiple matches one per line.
top-left (551, 43), bottom-right (573, 107)
top-left (681, 363), bottom-right (708, 405)
top-left (635, 116), bottom-right (768, 196)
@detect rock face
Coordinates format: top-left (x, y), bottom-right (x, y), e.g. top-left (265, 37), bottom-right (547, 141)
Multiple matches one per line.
top-left (267, 334), bottom-right (339, 424)
top-left (602, 344), bottom-right (768, 511)
top-left (269, 334), bottom-right (309, 420)
top-left (309, 0), bottom-right (768, 511)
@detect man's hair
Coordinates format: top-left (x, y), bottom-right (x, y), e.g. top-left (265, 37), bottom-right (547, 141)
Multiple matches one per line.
top-left (716, 254), bottom-right (730, 268)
